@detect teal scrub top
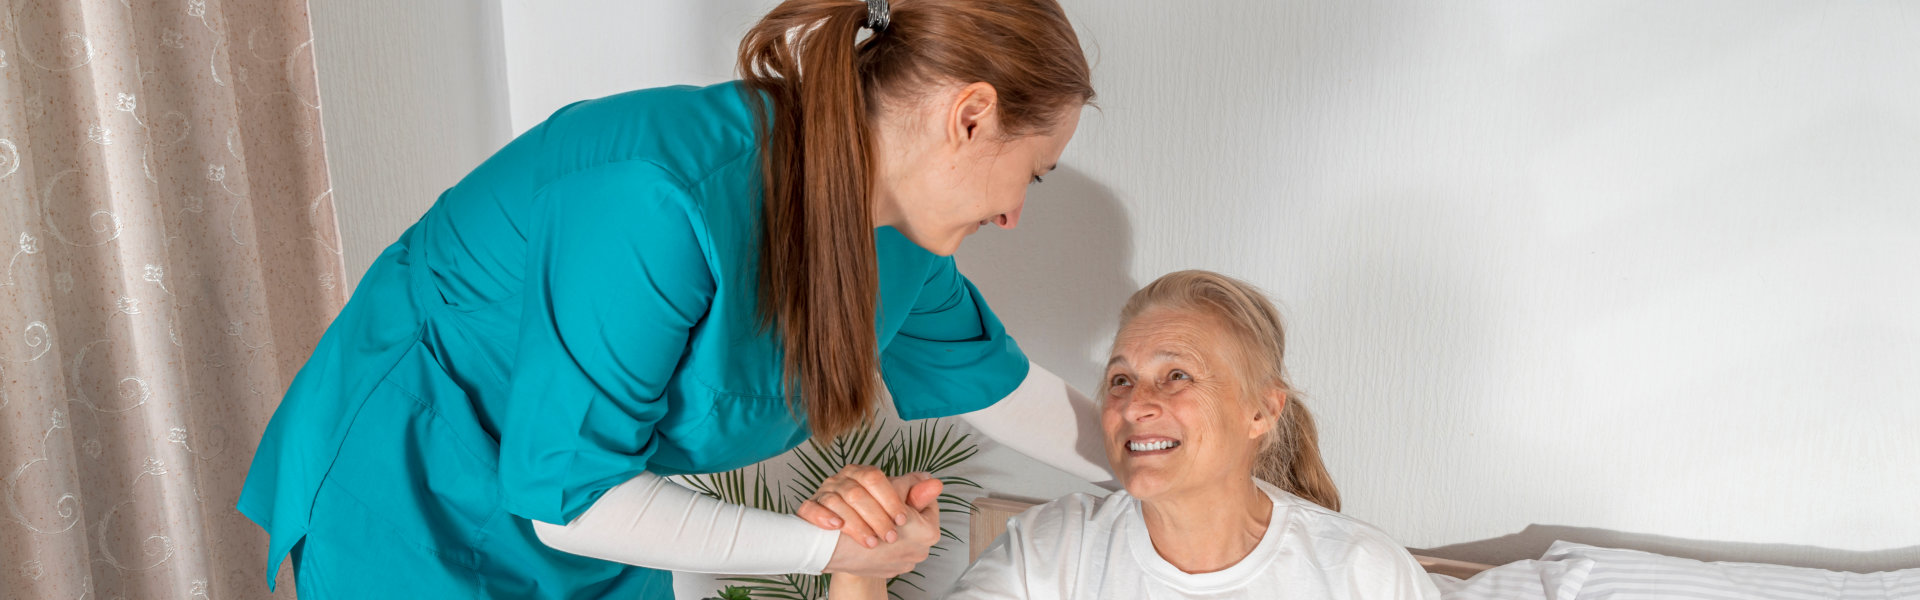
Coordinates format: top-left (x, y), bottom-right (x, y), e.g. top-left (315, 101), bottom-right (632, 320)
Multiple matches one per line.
top-left (236, 81), bottom-right (1030, 598)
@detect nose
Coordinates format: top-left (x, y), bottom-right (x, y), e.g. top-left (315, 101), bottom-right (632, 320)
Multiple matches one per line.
top-left (1121, 392), bottom-right (1161, 422)
top-left (996, 204), bottom-right (1024, 229)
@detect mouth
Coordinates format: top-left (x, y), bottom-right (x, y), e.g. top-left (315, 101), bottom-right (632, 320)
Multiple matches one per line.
top-left (978, 213), bottom-right (1011, 228)
top-left (1125, 437), bottom-right (1182, 455)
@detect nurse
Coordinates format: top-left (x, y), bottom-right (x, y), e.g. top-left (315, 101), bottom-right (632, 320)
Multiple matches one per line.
top-left (237, 0), bottom-right (1112, 597)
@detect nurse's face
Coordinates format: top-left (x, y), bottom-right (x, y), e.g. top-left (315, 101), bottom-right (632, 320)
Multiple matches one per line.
top-left (1101, 307), bottom-right (1277, 504)
top-left (872, 82), bottom-right (1081, 256)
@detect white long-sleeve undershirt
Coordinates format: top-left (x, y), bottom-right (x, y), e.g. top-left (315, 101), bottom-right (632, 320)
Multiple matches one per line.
top-left (531, 361), bottom-right (1112, 573)
top-left (958, 361), bottom-right (1118, 489)
top-left (530, 470), bottom-right (841, 574)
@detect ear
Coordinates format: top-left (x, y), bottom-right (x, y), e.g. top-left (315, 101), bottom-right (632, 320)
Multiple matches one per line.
top-left (1248, 389), bottom-right (1286, 440)
top-left (946, 81), bottom-right (1000, 146)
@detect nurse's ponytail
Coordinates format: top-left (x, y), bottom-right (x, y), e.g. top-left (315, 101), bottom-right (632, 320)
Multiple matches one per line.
top-left (1114, 271), bottom-right (1343, 512)
top-left (738, 0), bottom-right (1093, 440)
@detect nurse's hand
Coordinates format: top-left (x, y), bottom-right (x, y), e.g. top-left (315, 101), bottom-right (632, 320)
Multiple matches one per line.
top-left (821, 474), bottom-right (943, 579)
top-left (799, 465), bottom-right (931, 548)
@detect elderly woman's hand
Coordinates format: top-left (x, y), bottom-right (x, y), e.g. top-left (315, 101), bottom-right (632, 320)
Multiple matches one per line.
top-left (818, 471), bottom-right (944, 579)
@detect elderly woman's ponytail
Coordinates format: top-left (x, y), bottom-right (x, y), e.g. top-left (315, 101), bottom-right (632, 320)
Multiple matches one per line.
top-left (1255, 400), bottom-right (1341, 512)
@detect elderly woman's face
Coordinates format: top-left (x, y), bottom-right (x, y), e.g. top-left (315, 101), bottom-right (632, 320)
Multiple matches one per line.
top-left (1101, 307), bottom-right (1273, 503)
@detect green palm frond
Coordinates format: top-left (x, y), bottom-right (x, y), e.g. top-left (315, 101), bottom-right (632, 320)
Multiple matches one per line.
top-left (684, 464), bottom-right (793, 514)
top-left (701, 417), bottom-right (986, 600)
top-left (719, 573), bottom-right (828, 600)
top-left (886, 420), bottom-right (980, 476)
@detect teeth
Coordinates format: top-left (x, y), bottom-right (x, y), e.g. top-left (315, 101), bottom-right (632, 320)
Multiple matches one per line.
top-left (1128, 440), bottom-right (1179, 452)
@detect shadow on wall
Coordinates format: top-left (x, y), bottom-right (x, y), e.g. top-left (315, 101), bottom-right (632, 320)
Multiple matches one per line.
top-left (1416, 524), bottom-right (1920, 574)
top-left (956, 166), bottom-right (1136, 391)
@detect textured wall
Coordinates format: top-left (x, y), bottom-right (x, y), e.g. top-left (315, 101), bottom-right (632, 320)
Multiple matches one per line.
top-left (310, 0), bottom-right (511, 290)
top-left (332, 1), bottom-right (1918, 595)
top-left (966, 0), bottom-right (1919, 565)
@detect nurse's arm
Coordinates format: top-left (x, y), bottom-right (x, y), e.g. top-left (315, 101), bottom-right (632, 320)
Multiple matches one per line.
top-left (530, 472), bottom-right (840, 574)
top-left (959, 361), bottom-right (1119, 489)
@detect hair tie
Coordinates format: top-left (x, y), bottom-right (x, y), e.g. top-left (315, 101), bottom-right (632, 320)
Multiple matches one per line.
top-left (863, 0), bottom-right (891, 32)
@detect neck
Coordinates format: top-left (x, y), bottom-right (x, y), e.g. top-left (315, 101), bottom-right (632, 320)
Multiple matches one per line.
top-left (1137, 478), bottom-right (1273, 574)
top-left (868, 116), bottom-right (906, 230)
top-left (870, 190), bottom-right (899, 229)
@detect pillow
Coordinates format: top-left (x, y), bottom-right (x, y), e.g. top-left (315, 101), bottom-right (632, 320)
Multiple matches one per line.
top-left (1429, 557), bottom-right (1594, 600)
top-left (1544, 540), bottom-right (1920, 600)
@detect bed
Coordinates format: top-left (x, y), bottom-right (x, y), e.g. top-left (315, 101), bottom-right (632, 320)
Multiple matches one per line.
top-left (966, 496), bottom-right (1919, 599)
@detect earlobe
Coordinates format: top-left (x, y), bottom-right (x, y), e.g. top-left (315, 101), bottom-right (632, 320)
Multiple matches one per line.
top-left (1250, 390), bottom-right (1286, 439)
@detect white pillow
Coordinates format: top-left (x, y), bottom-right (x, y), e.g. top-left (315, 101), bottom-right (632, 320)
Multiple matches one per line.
top-left (1430, 556), bottom-right (1594, 600)
top-left (1543, 540), bottom-right (1920, 600)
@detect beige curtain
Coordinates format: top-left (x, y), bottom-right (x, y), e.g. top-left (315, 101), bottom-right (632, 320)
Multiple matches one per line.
top-left (0, 0), bottom-right (339, 597)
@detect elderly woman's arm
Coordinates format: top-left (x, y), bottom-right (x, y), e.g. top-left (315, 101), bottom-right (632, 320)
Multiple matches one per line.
top-left (958, 362), bottom-right (1117, 487)
top-left (828, 530), bottom-right (1033, 600)
top-left (826, 574), bottom-right (888, 600)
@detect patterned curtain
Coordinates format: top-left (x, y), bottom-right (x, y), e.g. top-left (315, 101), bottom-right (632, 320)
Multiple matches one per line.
top-left (0, 0), bottom-right (339, 598)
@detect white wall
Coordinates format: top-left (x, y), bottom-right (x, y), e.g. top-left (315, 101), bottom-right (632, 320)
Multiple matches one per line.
top-left (500, 1), bottom-right (776, 134)
top-left (311, 0), bottom-right (512, 289)
top-left (964, 0), bottom-right (1920, 570)
top-left (322, 1), bottom-right (1919, 595)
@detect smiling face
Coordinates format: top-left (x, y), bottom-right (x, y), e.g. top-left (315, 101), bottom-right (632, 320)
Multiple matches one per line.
top-left (871, 82), bottom-right (1082, 256)
top-left (1102, 306), bottom-right (1279, 503)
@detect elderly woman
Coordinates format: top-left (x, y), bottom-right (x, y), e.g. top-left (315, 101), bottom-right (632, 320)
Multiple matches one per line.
top-left (834, 270), bottom-right (1441, 599)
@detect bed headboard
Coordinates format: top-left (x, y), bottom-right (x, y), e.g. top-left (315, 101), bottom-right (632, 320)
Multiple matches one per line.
top-left (967, 495), bottom-right (1493, 579)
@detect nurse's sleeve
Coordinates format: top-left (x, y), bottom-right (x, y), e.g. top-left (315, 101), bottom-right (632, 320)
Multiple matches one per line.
top-left (498, 163), bottom-right (716, 525)
top-left (884, 256), bottom-right (1113, 483)
top-left (959, 362), bottom-right (1115, 485)
top-left (880, 255), bottom-right (1030, 421)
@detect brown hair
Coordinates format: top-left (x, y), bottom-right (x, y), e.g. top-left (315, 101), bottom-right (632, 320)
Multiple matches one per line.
top-left (1110, 270), bottom-right (1342, 512)
top-left (737, 0), bottom-right (1094, 440)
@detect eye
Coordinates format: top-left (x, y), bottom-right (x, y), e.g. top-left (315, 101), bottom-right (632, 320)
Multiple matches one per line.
top-left (1167, 369), bottom-right (1190, 381)
top-left (1030, 175), bottom-right (1045, 185)
top-left (1109, 374), bottom-right (1132, 387)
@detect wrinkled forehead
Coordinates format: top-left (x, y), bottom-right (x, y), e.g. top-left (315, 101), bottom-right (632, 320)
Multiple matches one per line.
top-left (1109, 306), bottom-right (1236, 369)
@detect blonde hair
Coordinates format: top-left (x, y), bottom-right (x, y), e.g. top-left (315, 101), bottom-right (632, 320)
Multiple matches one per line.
top-left (1108, 270), bottom-right (1341, 511)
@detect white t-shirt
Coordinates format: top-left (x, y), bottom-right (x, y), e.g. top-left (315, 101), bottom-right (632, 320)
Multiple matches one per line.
top-left (947, 479), bottom-right (1443, 599)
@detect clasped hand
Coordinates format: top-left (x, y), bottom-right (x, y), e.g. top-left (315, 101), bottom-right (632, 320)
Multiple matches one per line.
top-left (799, 465), bottom-right (944, 578)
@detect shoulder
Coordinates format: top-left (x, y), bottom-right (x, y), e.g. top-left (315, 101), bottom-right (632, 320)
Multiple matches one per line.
top-left (1260, 482), bottom-right (1418, 570)
top-left (1005, 490), bottom-right (1130, 547)
top-left (529, 160), bottom-right (722, 284)
top-left (536, 81), bottom-right (762, 195)
top-left (874, 227), bottom-right (944, 283)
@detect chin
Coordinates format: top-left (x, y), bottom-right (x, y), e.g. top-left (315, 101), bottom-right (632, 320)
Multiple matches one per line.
top-left (932, 239), bottom-right (964, 256)
top-left (1115, 466), bottom-right (1170, 498)
top-left (1122, 476), bottom-right (1173, 502)
top-left (898, 228), bottom-right (966, 256)
top-left (928, 233), bottom-right (967, 256)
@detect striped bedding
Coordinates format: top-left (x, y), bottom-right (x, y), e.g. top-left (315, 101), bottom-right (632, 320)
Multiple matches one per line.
top-left (1430, 541), bottom-right (1919, 600)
